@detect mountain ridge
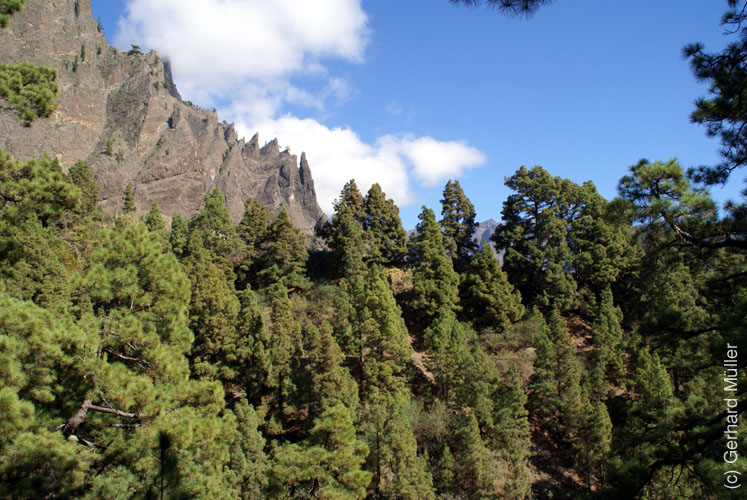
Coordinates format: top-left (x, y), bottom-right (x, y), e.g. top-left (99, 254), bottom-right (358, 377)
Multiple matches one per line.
top-left (0, 0), bottom-right (325, 232)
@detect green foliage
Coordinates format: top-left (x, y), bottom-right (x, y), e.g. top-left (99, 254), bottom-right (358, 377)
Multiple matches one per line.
top-left (228, 400), bottom-right (268, 499)
top-left (424, 307), bottom-right (473, 406)
top-left (304, 322), bottom-right (359, 421)
top-left (325, 181), bottom-right (369, 278)
top-left (258, 208), bottom-right (308, 289)
top-left (183, 230), bottom-right (241, 381)
top-left (0, 61), bottom-right (57, 124)
top-left (237, 196), bottom-right (268, 256)
top-left (408, 206), bottom-right (460, 324)
top-left (235, 289), bottom-right (271, 403)
top-left (122, 183), bottom-right (136, 214)
top-left (327, 209), bottom-right (367, 279)
top-left (169, 214), bottom-right (188, 258)
top-left (450, 0), bottom-right (553, 17)
top-left (459, 245), bottom-right (523, 331)
top-left (334, 179), bottom-right (366, 224)
top-left (189, 188), bottom-right (239, 258)
top-left (353, 266), bottom-right (412, 400)
top-left (0, 429), bottom-right (91, 499)
top-left (144, 200), bottom-right (166, 234)
top-left (270, 402), bottom-right (371, 499)
top-left (364, 183), bottom-right (408, 266)
top-left (440, 179), bottom-right (478, 269)
top-left (452, 413), bottom-right (496, 500)
top-left (67, 160), bottom-right (99, 215)
top-left (0, 0), bottom-right (24, 29)
top-left (590, 286), bottom-right (625, 392)
top-left (1, 103), bottom-right (743, 498)
top-left (0, 217), bottom-right (73, 309)
top-left (261, 282), bottom-right (303, 433)
top-left (435, 444), bottom-right (454, 494)
top-left (493, 363), bottom-right (532, 499)
top-left (0, 150), bottom-right (79, 225)
top-left (363, 395), bottom-right (435, 500)
top-left (495, 166), bottom-right (633, 315)
top-left (685, 19), bottom-right (747, 185)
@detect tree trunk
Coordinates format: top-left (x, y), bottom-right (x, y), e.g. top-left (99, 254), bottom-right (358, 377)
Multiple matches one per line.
top-left (61, 398), bottom-right (92, 437)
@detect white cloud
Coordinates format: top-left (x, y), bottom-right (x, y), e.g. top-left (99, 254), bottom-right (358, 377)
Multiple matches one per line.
top-left (387, 136), bottom-right (487, 187)
top-left (232, 115), bottom-right (412, 213)
top-left (115, 0), bottom-right (369, 116)
top-left (231, 115), bottom-right (486, 214)
top-left (116, 0), bottom-right (487, 215)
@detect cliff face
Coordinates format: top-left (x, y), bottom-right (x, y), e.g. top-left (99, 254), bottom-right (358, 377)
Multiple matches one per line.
top-left (0, 0), bottom-right (325, 232)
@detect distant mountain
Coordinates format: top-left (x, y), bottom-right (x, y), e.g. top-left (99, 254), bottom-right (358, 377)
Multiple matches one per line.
top-left (407, 218), bottom-right (503, 262)
top-left (472, 219), bottom-right (502, 261)
top-left (0, 0), bottom-right (325, 232)
top-left (473, 219), bottom-right (498, 249)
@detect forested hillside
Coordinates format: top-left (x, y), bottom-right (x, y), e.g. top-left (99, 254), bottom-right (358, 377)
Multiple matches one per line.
top-left (2, 1), bottom-right (746, 499)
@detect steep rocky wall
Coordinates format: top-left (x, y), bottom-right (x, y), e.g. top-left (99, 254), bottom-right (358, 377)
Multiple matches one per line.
top-left (0, 0), bottom-right (325, 232)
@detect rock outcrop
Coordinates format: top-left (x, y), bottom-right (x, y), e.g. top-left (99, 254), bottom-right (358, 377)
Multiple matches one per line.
top-left (0, 0), bottom-right (325, 232)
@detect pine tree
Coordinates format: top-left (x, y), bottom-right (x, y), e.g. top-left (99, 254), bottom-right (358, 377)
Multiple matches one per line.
top-left (459, 245), bottom-right (524, 332)
top-left (189, 187), bottom-right (239, 258)
top-left (270, 402), bottom-right (371, 499)
top-left (66, 222), bottom-right (195, 431)
top-left (236, 196), bottom-right (269, 288)
top-left (122, 183), bottom-right (136, 214)
top-left (183, 230), bottom-right (241, 381)
top-left (63, 222), bottom-right (234, 497)
top-left (0, 0), bottom-right (24, 29)
top-left (435, 444), bottom-right (455, 495)
top-left (528, 308), bottom-right (586, 449)
top-left (493, 363), bottom-right (531, 499)
top-left (440, 179), bottom-right (478, 270)
top-left (144, 200), bottom-right (166, 233)
top-left (237, 196), bottom-right (269, 251)
top-left (424, 307), bottom-right (473, 406)
top-left (334, 179), bottom-right (366, 224)
top-left (591, 286), bottom-right (625, 393)
top-left (0, 150), bottom-right (79, 226)
top-left (67, 160), bottom-right (98, 215)
top-left (144, 200), bottom-right (169, 250)
top-left (576, 400), bottom-right (612, 490)
top-left (0, 61), bottom-right (58, 124)
top-left (527, 312), bottom-right (557, 422)
top-left (569, 181), bottom-right (633, 312)
top-left (0, 217), bottom-right (73, 310)
top-left (304, 322), bottom-right (359, 421)
top-left (363, 395), bottom-right (435, 500)
top-left (259, 208), bottom-right (308, 289)
top-left (0, 295), bottom-right (91, 500)
top-left (408, 206), bottom-right (460, 325)
top-left (228, 400), bottom-right (268, 499)
top-left (236, 289), bottom-right (271, 404)
top-left (328, 210), bottom-right (367, 279)
top-left (453, 413), bottom-right (496, 500)
top-left (491, 166), bottom-right (578, 311)
top-left (262, 282), bottom-right (303, 434)
top-left (168, 214), bottom-right (188, 258)
top-left (363, 183), bottom-right (408, 266)
top-left (353, 265), bottom-right (412, 401)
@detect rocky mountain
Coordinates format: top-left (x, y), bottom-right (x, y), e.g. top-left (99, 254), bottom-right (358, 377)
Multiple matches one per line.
top-left (0, 0), bottom-right (325, 232)
top-left (473, 218), bottom-right (499, 252)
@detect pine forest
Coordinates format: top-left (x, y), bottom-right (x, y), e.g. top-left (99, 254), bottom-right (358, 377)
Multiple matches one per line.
top-left (1, 0), bottom-right (746, 499)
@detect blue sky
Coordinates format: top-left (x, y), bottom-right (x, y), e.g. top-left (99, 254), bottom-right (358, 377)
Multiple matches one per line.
top-left (90, 0), bottom-right (742, 228)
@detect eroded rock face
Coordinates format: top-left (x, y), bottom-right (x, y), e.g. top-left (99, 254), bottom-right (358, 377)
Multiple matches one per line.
top-left (0, 0), bottom-right (325, 232)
